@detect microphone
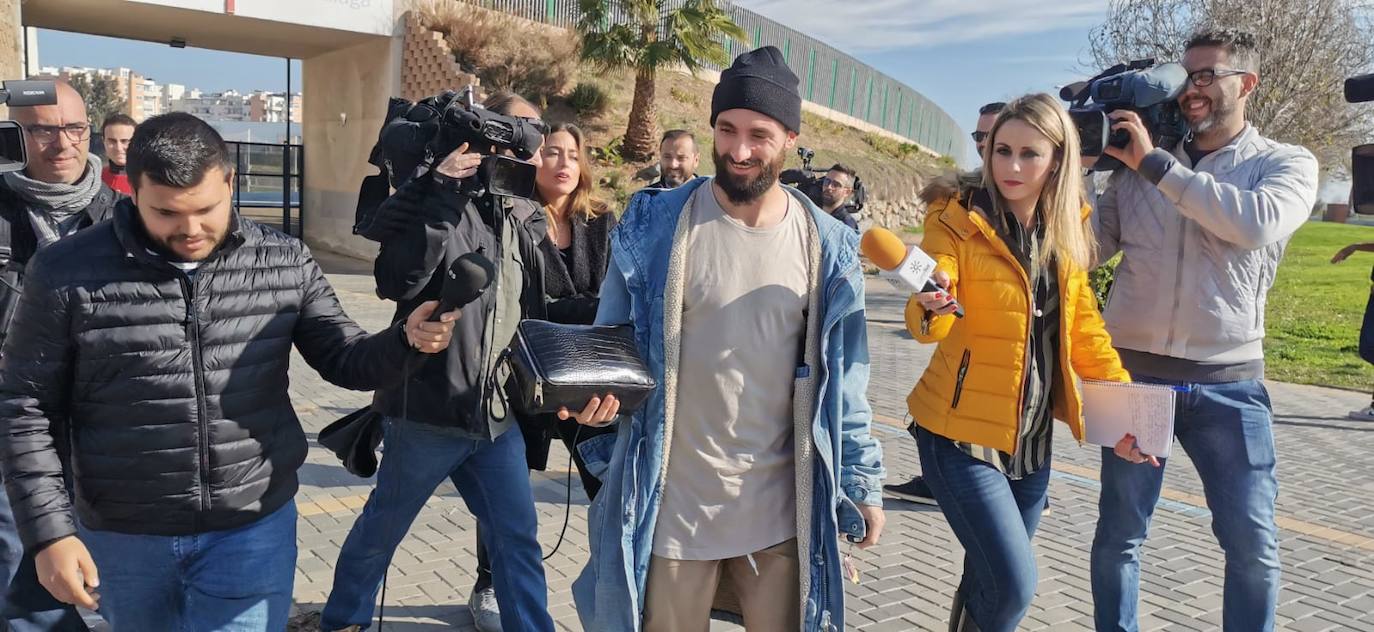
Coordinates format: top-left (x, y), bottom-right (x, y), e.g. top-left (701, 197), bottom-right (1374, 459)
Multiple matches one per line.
top-left (860, 227), bottom-right (964, 318)
top-left (1346, 73), bottom-right (1374, 103)
top-left (431, 252), bottom-right (495, 322)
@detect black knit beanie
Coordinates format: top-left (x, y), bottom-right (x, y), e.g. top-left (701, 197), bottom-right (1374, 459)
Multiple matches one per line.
top-left (710, 46), bottom-right (802, 133)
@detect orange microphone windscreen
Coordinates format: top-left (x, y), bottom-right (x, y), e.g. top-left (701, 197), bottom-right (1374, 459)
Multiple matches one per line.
top-left (859, 227), bottom-right (908, 271)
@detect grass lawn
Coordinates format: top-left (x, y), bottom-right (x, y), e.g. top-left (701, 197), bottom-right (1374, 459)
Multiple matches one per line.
top-left (1266, 221), bottom-right (1374, 390)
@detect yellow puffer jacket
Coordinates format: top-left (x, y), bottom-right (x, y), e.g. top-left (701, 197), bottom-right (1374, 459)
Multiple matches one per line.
top-left (905, 188), bottom-right (1130, 454)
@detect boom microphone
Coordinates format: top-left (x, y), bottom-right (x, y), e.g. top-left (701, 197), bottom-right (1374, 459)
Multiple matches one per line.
top-left (859, 227), bottom-right (964, 318)
top-left (431, 252), bottom-right (495, 322)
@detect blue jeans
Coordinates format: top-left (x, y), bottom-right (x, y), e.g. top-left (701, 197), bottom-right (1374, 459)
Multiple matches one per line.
top-left (0, 484), bottom-right (88, 632)
top-left (1091, 378), bottom-right (1280, 632)
top-left (77, 500), bottom-right (297, 631)
top-left (322, 419), bottom-right (553, 632)
top-left (917, 427), bottom-right (1050, 632)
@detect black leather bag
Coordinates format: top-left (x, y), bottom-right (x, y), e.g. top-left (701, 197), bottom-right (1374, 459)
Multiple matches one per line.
top-left (502, 320), bottom-right (656, 415)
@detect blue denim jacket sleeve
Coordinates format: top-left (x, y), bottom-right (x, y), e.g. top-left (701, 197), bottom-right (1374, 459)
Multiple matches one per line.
top-left (593, 254), bottom-right (631, 326)
top-left (838, 280), bottom-right (885, 508)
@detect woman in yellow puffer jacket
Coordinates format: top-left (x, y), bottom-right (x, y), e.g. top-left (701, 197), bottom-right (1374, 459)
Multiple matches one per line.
top-left (903, 93), bottom-right (1129, 632)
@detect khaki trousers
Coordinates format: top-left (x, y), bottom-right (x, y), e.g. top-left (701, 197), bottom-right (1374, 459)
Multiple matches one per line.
top-left (643, 538), bottom-right (801, 632)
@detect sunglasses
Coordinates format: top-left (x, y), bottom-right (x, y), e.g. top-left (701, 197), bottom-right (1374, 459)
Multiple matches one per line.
top-left (971, 131), bottom-right (989, 143)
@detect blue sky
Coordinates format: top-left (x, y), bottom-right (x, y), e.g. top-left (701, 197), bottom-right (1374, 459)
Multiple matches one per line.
top-left (34, 0), bottom-right (1110, 157)
top-left (34, 29), bottom-right (303, 95)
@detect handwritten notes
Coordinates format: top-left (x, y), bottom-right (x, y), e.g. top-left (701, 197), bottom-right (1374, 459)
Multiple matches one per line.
top-left (1082, 380), bottom-right (1178, 458)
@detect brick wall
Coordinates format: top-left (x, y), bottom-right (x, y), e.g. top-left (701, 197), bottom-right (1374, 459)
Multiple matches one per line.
top-left (400, 12), bottom-right (481, 102)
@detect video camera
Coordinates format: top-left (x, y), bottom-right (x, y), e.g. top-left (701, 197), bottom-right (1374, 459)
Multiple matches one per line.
top-left (353, 86), bottom-right (548, 241)
top-left (0, 80), bottom-right (59, 174)
top-left (1062, 59), bottom-right (1190, 172)
top-left (780, 146), bottom-right (866, 214)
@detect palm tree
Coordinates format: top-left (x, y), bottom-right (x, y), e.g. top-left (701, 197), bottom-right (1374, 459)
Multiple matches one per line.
top-left (577, 0), bottom-right (746, 161)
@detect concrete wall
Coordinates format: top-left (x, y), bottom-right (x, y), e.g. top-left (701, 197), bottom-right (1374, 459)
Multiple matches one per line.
top-left (0, 0), bottom-right (20, 116)
top-left (301, 35), bottom-right (402, 260)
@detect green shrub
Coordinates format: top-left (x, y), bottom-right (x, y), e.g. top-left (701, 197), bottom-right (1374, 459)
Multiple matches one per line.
top-left (863, 132), bottom-right (921, 160)
top-left (1090, 254), bottom-right (1122, 307)
top-left (669, 86), bottom-right (700, 107)
top-left (568, 82), bottom-right (610, 119)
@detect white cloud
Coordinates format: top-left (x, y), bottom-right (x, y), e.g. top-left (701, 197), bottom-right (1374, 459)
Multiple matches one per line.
top-left (732, 0), bottom-right (1109, 52)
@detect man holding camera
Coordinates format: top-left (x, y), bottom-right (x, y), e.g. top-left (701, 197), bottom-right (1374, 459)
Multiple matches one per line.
top-left (0, 79), bottom-right (121, 632)
top-left (1090, 29), bottom-right (1318, 632)
top-left (565, 46), bottom-right (886, 632)
top-left (0, 111), bottom-right (457, 631)
top-left (321, 92), bottom-right (555, 632)
top-left (817, 163), bottom-right (860, 232)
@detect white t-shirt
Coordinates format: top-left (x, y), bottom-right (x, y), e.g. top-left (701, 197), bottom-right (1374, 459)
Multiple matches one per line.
top-left (652, 184), bottom-right (810, 560)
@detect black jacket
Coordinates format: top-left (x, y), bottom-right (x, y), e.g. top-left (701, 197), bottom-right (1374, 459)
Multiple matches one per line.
top-left (371, 175), bottom-right (548, 435)
top-left (0, 201), bottom-right (412, 547)
top-left (539, 212), bottom-right (615, 325)
top-left (829, 205), bottom-right (860, 232)
top-left (0, 182), bottom-right (121, 347)
top-left (523, 212), bottom-right (617, 472)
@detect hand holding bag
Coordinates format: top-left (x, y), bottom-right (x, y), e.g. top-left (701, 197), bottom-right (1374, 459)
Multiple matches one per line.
top-left (502, 320), bottom-right (656, 415)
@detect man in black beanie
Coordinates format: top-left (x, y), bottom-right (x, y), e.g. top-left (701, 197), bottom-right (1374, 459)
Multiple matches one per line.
top-left (567, 45), bottom-right (887, 632)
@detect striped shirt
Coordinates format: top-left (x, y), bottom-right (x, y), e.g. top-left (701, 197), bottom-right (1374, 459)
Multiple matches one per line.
top-left (954, 205), bottom-right (1059, 479)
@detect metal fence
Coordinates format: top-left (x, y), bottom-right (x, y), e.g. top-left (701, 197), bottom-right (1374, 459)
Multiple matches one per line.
top-left (227, 141), bottom-right (304, 238)
top-left (465, 0), bottom-right (965, 162)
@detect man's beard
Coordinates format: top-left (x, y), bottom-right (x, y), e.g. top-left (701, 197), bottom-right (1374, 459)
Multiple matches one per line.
top-left (153, 232), bottom-right (223, 262)
top-left (712, 146), bottom-right (785, 204)
top-left (1186, 95), bottom-right (1237, 136)
top-left (661, 170), bottom-right (689, 188)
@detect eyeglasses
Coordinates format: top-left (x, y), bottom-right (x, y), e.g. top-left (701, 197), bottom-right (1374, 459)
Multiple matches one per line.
top-left (971, 131), bottom-right (989, 143)
top-left (821, 177), bottom-right (851, 190)
top-left (1186, 68), bottom-right (1249, 87)
top-left (26, 123), bottom-right (91, 145)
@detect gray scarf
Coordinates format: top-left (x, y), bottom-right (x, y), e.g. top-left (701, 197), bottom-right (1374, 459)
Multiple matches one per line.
top-left (3, 154), bottom-right (104, 248)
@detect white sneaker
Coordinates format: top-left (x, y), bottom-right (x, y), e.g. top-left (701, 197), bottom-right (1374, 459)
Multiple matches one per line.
top-left (1348, 405), bottom-right (1374, 421)
top-left (469, 586), bottom-right (503, 632)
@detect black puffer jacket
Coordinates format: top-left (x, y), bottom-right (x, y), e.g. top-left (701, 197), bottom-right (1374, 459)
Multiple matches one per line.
top-left (0, 201), bottom-right (412, 548)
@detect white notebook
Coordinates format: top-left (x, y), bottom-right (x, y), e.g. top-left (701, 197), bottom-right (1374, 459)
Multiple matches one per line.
top-left (1081, 380), bottom-right (1179, 458)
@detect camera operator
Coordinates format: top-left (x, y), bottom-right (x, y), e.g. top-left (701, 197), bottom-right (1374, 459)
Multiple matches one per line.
top-left (321, 92), bottom-right (555, 632)
top-left (817, 163), bottom-right (860, 231)
top-left (1090, 29), bottom-right (1318, 632)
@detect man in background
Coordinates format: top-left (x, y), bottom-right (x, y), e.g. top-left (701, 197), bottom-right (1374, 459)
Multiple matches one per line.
top-left (99, 114), bottom-right (136, 195)
top-left (648, 129), bottom-right (699, 189)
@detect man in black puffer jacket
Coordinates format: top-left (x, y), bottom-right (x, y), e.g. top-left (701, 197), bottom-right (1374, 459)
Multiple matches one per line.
top-left (0, 113), bottom-right (458, 632)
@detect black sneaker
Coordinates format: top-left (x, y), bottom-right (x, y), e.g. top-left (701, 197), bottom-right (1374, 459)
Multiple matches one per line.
top-left (884, 476), bottom-right (938, 505)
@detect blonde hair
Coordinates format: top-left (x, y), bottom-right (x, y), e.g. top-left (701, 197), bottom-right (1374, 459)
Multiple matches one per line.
top-left (539, 123), bottom-right (609, 221)
top-left (979, 93), bottom-right (1094, 271)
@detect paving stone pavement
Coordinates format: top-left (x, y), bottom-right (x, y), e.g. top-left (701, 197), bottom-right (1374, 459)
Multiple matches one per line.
top-left (287, 250), bottom-right (1374, 631)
